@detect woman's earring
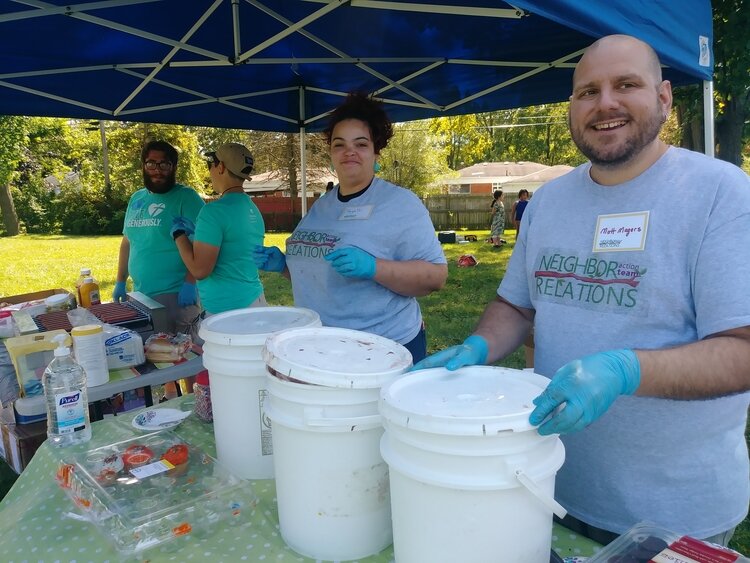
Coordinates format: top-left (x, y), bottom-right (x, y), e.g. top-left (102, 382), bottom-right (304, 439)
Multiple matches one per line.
top-left (374, 161), bottom-right (382, 173)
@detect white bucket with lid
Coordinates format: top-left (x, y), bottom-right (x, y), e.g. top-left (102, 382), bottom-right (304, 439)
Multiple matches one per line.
top-left (198, 306), bottom-right (320, 479)
top-left (379, 366), bottom-right (566, 563)
top-left (263, 327), bottom-right (413, 561)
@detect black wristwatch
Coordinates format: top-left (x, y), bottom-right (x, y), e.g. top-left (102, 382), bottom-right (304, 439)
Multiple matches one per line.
top-left (172, 229), bottom-right (186, 240)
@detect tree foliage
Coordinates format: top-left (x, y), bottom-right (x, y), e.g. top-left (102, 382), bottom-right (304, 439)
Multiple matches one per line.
top-left (0, 115), bottom-right (26, 235)
top-left (478, 103), bottom-right (586, 167)
top-left (429, 114), bottom-right (492, 169)
top-left (712, 0), bottom-right (750, 165)
top-left (378, 122), bottom-right (455, 196)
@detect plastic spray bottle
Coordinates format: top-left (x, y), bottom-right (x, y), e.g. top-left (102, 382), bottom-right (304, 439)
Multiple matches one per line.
top-left (43, 334), bottom-right (92, 447)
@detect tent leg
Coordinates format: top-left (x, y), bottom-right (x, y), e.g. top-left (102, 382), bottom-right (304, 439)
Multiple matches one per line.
top-left (299, 86), bottom-right (308, 217)
top-left (703, 80), bottom-right (714, 157)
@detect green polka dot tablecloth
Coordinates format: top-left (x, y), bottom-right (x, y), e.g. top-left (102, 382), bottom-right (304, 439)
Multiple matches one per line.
top-left (0, 397), bottom-right (604, 562)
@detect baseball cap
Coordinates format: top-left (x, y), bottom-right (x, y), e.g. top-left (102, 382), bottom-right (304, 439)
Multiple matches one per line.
top-left (214, 142), bottom-right (254, 179)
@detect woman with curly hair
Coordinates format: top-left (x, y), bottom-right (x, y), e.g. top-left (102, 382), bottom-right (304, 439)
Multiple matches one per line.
top-left (253, 92), bottom-right (447, 362)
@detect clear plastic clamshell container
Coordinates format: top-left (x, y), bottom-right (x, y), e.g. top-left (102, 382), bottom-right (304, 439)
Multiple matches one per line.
top-left (55, 430), bottom-right (256, 556)
top-left (587, 522), bottom-right (750, 563)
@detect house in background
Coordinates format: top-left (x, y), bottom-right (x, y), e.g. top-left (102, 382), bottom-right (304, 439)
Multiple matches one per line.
top-left (242, 167), bottom-right (338, 197)
top-left (442, 161), bottom-right (573, 195)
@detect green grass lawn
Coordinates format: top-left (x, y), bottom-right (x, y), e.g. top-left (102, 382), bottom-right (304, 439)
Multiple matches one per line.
top-left (0, 232), bottom-right (747, 554)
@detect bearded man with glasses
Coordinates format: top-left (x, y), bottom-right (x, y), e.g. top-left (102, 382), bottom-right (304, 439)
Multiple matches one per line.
top-left (113, 140), bottom-right (205, 340)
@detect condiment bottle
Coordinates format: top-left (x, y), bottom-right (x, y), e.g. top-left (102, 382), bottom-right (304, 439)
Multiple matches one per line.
top-left (76, 268), bottom-right (94, 305)
top-left (79, 276), bottom-right (101, 308)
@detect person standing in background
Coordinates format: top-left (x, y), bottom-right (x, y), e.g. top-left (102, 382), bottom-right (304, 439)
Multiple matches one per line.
top-left (253, 92), bottom-right (447, 363)
top-left (511, 188), bottom-right (530, 235)
top-left (413, 35), bottom-right (750, 546)
top-left (489, 189), bottom-right (506, 247)
top-left (171, 142), bottom-right (267, 318)
top-left (113, 140), bottom-right (204, 338)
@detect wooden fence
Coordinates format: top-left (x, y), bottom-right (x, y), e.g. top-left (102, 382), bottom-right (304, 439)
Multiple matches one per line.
top-left (423, 194), bottom-right (515, 231)
top-left (252, 193), bottom-right (516, 232)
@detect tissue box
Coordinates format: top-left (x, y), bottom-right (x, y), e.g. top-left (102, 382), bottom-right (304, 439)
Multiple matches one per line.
top-left (4, 330), bottom-right (71, 397)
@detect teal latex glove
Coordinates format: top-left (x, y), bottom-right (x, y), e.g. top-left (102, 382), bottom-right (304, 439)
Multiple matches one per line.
top-left (177, 281), bottom-right (198, 306)
top-left (112, 281), bottom-right (127, 303)
top-left (410, 335), bottom-right (489, 371)
top-left (325, 247), bottom-right (376, 279)
top-left (170, 217), bottom-right (195, 238)
top-left (252, 245), bottom-right (286, 272)
top-left (530, 349), bottom-right (641, 436)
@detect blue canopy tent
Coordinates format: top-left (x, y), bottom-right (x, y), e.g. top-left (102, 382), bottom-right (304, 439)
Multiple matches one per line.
top-left (0, 0), bottom-right (714, 211)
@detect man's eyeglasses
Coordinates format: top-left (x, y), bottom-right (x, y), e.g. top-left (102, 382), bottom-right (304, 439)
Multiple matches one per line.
top-left (144, 160), bottom-right (173, 171)
top-left (205, 152), bottom-right (219, 171)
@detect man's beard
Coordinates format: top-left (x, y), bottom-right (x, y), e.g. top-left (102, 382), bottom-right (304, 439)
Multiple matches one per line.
top-left (570, 102), bottom-right (663, 169)
top-left (143, 170), bottom-right (176, 194)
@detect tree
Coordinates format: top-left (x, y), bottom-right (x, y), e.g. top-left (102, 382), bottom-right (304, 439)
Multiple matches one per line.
top-left (429, 114), bottom-right (492, 169)
top-left (192, 127), bottom-right (332, 197)
top-left (478, 103), bottom-right (586, 166)
top-left (712, 0), bottom-right (749, 166)
top-left (378, 122), bottom-right (454, 196)
top-left (0, 116), bottom-right (26, 235)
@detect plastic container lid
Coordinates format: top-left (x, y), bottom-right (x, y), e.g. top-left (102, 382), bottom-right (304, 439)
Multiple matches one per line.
top-left (380, 366), bottom-right (551, 435)
top-left (45, 293), bottom-right (71, 307)
top-left (82, 277), bottom-right (94, 284)
top-left (71, 324), bottom-right (103, 336)
top-left (198, 306), bottom-right (321, 347)
top-left (263, 326), bottom-right (413, 388)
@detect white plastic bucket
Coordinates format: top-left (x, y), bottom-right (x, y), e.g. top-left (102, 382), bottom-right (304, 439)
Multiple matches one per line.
top-left (263, 327), bottom-right (413, 561)
top-left (198, 307), bottom-right (320, 479)
top-left (379, 366), bottom-right (566, 563)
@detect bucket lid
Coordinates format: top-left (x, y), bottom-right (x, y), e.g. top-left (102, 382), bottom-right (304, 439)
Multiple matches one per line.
top-left (380, 366), bottom-right (550, 434)
top-left (198, 306), bottom-right (321, 346)
top-left (263, 327), bottom-right (413, 388)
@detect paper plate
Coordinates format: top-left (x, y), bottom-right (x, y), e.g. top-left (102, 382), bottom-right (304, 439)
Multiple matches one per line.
top-left (131, 408), bottom-right (191, 431)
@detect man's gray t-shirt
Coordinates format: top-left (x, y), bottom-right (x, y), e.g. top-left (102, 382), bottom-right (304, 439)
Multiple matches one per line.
top-left (286, 177), bottom-right (445, 344)
top-left (499, 147), bottom-right (750, 537)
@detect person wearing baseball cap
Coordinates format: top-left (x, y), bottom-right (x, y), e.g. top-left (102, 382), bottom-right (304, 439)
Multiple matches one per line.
top-left (172, 142), bottom-right (267, 320)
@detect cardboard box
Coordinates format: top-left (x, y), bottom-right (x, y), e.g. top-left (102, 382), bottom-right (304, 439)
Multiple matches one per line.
top-left (1, 289), bottom-right (73, 335)
top-left (0, 288), bottom-right (70, 306)
top-left (0, 419), bottom-right (47, 474)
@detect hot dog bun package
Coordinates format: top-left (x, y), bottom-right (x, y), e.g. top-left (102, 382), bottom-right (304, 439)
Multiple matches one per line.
top-left (144, 333), bottom-right (192, 363)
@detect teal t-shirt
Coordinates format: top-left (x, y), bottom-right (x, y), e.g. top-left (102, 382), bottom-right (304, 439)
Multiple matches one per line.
top-left (123, 184), bottom-right (204, 296)
top-left (193, 192), bottom-right (265, 314)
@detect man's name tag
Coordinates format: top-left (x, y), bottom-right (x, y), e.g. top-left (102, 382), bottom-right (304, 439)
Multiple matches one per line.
top-left (339, 205), bottom-right (374, 221)
top-left (593, 211), bottom-right (649, 252)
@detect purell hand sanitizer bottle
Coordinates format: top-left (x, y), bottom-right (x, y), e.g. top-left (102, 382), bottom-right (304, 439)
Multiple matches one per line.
top-left (43, 334), bottom-right (92, 447)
